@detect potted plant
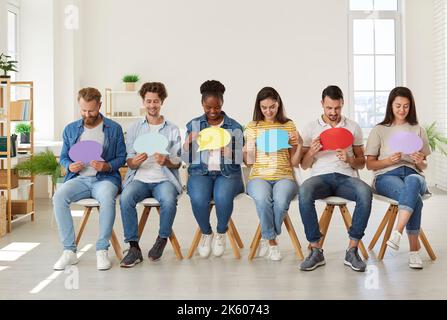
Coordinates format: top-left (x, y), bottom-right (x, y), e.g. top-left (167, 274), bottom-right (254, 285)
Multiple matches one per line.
top-left (0, 53), bottom-right (18, 81)
top-left (122, 74), bottom-right (140, 91)
top-left (15, 123), bottom-right (31, 144)
top-left (424, 121), bottom-right (447, 156)
top-left (14, 150), bottom-right (64, 186)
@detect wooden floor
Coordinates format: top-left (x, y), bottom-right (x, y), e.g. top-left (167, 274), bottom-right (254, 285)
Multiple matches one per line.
top-left (0, 189), bottom-right (446, 300)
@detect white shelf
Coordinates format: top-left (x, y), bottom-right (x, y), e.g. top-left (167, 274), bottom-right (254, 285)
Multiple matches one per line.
top-left (0, 153), bottom-right (32, 161)
top-left (106, 90), bottom-right (138, 94)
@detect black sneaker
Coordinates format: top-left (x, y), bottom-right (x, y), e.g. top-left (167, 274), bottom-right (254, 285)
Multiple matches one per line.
top-left (120, 246), bottom-right (143, 268)
top-left (299, 247), bottom-right (326, 271)
top-left (148, 236), bottom-right (168, 261)
top-left (344, 247), bottom-right (366, 272)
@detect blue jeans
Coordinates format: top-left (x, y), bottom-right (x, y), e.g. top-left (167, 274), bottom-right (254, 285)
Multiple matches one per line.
top-left (52, 176), bottom-right (119, 252)
top-left (247, 178), bottom-right (298, 240)
top-left (187, 172), bottom-right (244, 234)
top-left (374, 166), bottom-right (427, 235)
top-left (120, 180), bottom-right (178, 242)
top-left (298, 173), bottom-right (372, 243)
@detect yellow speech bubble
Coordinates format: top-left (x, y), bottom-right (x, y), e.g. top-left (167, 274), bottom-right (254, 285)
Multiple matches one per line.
top-left (197, 127), bottom-right (232, 151)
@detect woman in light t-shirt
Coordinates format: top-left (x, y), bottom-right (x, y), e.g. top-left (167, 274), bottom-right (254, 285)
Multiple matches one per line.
top-left (243, 87), bottom-right (302, 261)
top-left (365, 87), bottom-right (431, 269)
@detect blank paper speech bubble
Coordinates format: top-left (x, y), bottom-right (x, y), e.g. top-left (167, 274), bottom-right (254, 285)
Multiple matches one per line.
top-left (134, 133), bottom-right (170, 155)
top-left (197, 127), bottom-right (232, 152)
top-left (256, 129), bottom-right (291, 153)
top-left (69, 141), bottom-right (104, 164)
top-left (389, 131), bottom-right (423, 154)
top-left (320, 128), bottom-right (354, 151)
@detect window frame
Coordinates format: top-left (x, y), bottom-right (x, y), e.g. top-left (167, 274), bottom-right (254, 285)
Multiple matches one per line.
top-left (7, 0), bottom-right (20, 81)
top-left (348, 1), bottom-right (403, 135)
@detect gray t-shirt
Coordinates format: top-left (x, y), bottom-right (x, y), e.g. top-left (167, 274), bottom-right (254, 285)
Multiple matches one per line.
top-left (79, 123), bottom-right (105, 177)
top-left (364, 123), bottom-right (431, 176)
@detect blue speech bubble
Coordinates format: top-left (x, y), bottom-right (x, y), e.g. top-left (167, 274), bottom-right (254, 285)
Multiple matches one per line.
top-left (133, 133), bottom-right (169, 155)
top-left (256, 129), bottom-right (291, 153)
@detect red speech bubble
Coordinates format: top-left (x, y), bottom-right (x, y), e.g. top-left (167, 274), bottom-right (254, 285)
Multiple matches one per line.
top-left (320, 128), bottom-right (355, 151)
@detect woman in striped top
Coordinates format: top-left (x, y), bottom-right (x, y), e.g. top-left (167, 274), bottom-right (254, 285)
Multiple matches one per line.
top-left (243, 87), bottom-right (303, 260)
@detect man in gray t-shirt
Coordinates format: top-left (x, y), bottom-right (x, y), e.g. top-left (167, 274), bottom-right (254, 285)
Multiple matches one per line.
top-left (298, 86), bottom-right (372, 273)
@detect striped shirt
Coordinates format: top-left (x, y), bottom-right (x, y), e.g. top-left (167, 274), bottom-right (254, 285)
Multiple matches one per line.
top-left (244, 120), bottom-right (297, 181)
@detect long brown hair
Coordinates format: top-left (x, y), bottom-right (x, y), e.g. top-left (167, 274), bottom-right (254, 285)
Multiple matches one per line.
top-left (379, 87), bottom-right (419, 126)
top-left (252, 87), bottom-right (290, 124)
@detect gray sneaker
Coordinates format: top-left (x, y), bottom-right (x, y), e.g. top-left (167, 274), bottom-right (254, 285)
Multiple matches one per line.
top-left (344, 247), bottom-right (366, 272)
top-left (300, 248), bottom-right (326, 271)
top-left (120, 247), bottom-right (143, 268)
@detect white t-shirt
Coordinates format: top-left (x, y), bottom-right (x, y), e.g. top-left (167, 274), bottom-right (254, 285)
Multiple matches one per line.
top-left (302, 116), bottom-right (363, 178)
top-left (207, 120), bottom-right (224, 172)
top-left (79, 123), bottom-right (105, 177)
top-left (134, 123), bottom-right (168, 184)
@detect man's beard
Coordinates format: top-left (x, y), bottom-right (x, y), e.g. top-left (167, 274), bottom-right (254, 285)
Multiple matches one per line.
top-left (83, 114), bottom-right (101, 126)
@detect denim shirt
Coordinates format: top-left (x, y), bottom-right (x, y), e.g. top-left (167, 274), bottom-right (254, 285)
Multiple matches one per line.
top-left (59, 114), bottom-right (127, 189)
top-left (183, 112), bottom-right (243, 178)
top-left (122, 118), bottom-right (183, 194)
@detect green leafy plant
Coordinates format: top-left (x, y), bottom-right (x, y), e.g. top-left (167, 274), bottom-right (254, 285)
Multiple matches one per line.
top-left (122, 74), bottom-right (140, 83)
top-left (424, 121), bottom-right (447, 156)
top-left (15, 123), bottom-right (31, 134)
top-left (15, 150), bottom-right (62, 184)
top-left (0, 53), bottom-right (18, 77)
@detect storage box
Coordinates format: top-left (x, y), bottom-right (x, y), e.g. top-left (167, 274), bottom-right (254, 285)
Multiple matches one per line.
top-left (9, 200), bottom-right (33, 215)
top-left (0, 169), bottom-right (19, 189)
top-left (0, 195), bottom-right (6, 237)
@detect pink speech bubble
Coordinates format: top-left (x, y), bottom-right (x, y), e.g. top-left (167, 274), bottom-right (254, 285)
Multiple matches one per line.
top-left (389, 132), bottom-right (423, 154)
top-left (68, 140), bottom-right (104, 164)
top-left (320, 128), bottom-right (355, 151)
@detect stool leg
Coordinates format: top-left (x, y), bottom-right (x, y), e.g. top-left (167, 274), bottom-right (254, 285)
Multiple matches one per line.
top-left (368, 205), bottom-right (393, 251)
top-left (227, 226), bottom-right (241, 259)
top-left (229, 218), bottom-right (244, 249)
top-left (284, 214), bottom-right (304, 260)
top-left (110, 229), bottom-right (123, 261)
top-left (187, 228), bottom-right (202, 259)
top-left (378, 205), bottom-right (398, 260)
top-left (318, 204), bottom-right (334, 249)
top-left (248, 224), bottom-right (262, 261)
top-left (138, 207), bottom-right (151, 239)
top-left (75, 207), bottom-right (92, 245)
top-left (339, 205), bottom-right (368, 260)
top-left (419, 229), bottom-right (437, 261)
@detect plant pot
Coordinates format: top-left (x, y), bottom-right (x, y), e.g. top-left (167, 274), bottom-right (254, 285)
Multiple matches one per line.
top-left (0, 75), bottom-right (10, 84)
top-left (20, 132), bottom-right (30, 144)
top-left (124, 82), bottom-right (136, 91)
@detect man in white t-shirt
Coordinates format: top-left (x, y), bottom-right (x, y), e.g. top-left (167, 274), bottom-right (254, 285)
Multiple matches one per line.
top-left (298, 85), bottom-right (372, 272)
top-left (119, 82), bottom-right (182, 268)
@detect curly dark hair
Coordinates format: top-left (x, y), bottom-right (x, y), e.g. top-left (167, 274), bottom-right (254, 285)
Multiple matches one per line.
top-left (139, 82), bottom-right (168, 102)
top-left (200, 80), bottom-right (226, 103)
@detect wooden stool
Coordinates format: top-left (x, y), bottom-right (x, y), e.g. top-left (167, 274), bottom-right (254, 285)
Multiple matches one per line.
top-left (73, 198), bottom-right (123, 261)
top-left (137, 197), bottom-right (183, 260)
top-left (248, 213), bottom-right (304, 260)
top-left (368, 194), bottom-right (436, 260)
top-left (187, 201), bottom-right (244, 259)
top-left (311, 197), bottom-right (369, 259)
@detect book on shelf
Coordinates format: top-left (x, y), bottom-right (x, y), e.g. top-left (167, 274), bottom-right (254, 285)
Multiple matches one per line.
top-left (10, 100), bottom-right (31, 121)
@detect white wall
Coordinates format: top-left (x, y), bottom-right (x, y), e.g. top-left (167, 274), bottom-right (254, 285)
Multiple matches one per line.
top-left (77, 0), bottom-right (350, 132)
top-left (20, 0), bottom-right (54, 141)
top-left (0, 0), bottom-right (6, 54)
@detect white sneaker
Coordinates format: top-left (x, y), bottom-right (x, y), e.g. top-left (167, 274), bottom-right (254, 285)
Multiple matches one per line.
top-left (212, 233), bottom-right (226, 257)
top-left (53, 250), bottom-right (79, 270)
top-left (409, 251), bottom-right (423, 269)
top-left (267, 245), bottom-right (282, 261)
top-left (257, 239), bottom-right (269, 257)
top-left (198, 233), bottom-right (213, 258)
top-left (387, 230), bottom-right (402, 251)
top-left (96, 250), bottom-right (112, 271)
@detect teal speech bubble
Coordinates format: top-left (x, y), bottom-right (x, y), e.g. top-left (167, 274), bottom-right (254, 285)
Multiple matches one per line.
top-left (256, 129), bottom-right (291, 153)
top-left (133, 133), bottom-right (169, 155)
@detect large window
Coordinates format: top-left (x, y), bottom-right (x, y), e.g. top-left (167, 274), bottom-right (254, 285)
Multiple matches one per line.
top-left (7, 1), bottom-right (19, 82)
top-left (349, 0), bottom-right (402, 136)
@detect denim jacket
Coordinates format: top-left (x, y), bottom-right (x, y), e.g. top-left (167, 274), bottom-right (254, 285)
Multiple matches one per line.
top-left (183, 112), bottom-right (243, 178)
top-left (59, 114), bottom-right (127, 189)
